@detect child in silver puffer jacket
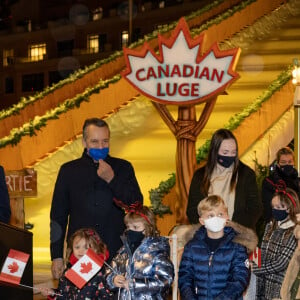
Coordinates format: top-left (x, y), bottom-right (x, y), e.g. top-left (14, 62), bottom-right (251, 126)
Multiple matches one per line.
top-left (106, 202), bottom-right (174, 300)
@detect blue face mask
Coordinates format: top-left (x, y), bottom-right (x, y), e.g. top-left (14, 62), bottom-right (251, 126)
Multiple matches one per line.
top-left (217, 154), bottom-right (236, 168)
top-left (272, 208), bottom-right (288, 221)
top-left (88, 148), bottom-right (109, 161)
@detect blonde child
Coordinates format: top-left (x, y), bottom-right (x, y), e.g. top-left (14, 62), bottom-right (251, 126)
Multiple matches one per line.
top-left (106, 203), bottom-right (174, 299)
top-left (179, 194), bottom-right (257, 299)
top-left (253, 186), bottom-right (300, 300)
top-left (41, 228), bottom-right (112, 299)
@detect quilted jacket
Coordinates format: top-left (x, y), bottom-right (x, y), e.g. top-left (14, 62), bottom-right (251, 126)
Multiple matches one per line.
top-left (106, 235), bottom-right (174, 300)
top-left (179, 223), bottom-right (256, 300)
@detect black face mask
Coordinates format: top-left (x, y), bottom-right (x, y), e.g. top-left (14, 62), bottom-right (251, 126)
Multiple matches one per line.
top-left (272, 208), bottom-right (288, 221)
top-left (278, 164), bottom-right (298, 178)
top-left (126, 230), bottom-right (145, 252)
top-left (217, 154), bottom-right (236, 168)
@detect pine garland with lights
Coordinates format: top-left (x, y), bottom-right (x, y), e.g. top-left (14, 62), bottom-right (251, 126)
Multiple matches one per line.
top-left (0, 0), bottom-right (297, 216)
top-left (0, 75), bottom-right (121, 148)
top-left (150, 0), bottom-right (298, 215)
top-left (0, 0), bottom-right (233, 121)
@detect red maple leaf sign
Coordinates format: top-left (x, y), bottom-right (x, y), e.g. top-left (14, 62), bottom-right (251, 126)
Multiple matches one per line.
top-left (122, 17), bottom-right (240, 105)
top-left (8, 261), bottom-right (19, 273)
top-left (80, 262), bottom-right (92, 274)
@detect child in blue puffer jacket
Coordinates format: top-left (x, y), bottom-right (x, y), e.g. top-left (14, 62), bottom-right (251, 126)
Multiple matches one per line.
top-left (179, 194), bottom-right (257, 300)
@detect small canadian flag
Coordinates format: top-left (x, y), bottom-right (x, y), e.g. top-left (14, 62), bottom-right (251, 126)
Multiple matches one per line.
top-left (249, 247), bottom-right (261, 268)
top-left (65, 248), bottom-right (104, 289)
top-left (0, 249), bottom-right (30, 285)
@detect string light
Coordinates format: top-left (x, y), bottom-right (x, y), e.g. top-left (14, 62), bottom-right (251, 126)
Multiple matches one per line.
top-left (292, 58), bottom-right (300, 85)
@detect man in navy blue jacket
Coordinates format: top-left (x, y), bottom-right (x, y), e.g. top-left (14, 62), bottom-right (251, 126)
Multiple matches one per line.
top-left (0, 165), bottom-right (10, 224)
top-left (50, 118), bottom-right (143, 279)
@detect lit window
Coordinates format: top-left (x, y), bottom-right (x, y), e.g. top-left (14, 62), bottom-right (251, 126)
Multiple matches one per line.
top-left (88, 35), bottom-right (99, 53)
top-left (29, 43), bottom-right (46, 61)
top-left (92, 7), bottom-right (103, 21)
top-left (122, 31), bottom-right (129, 47)
top-left (3, 49), bottom-right (14, 67)
top-left (159, 1), bottom-right (165, 8)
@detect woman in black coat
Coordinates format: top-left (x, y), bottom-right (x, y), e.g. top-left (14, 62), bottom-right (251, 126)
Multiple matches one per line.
top-left (187, 129), bottom-right (262, 230)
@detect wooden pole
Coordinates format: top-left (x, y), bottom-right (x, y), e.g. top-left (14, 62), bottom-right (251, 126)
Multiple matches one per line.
top-left (9, 197), bottom-right (25, 229)
top-left (152, 98), bottom-right (217, 224)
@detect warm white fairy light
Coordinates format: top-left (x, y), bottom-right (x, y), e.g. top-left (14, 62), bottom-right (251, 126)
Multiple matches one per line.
top-left (292, 58), bottom-right (300, 173)
top-left (292, 58), bottom-right (300, 85)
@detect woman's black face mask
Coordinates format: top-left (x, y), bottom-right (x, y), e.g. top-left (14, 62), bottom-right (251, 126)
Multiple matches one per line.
top-left (217, 154), bottom-right (236, 168)
top-left (278, 164), bottom-right (298, 178)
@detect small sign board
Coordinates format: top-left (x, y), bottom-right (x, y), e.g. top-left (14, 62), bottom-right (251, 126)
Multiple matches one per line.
top-left (122, 17), bottom-right (240, 105)
top-left (5, 169), bottom-right (37, 198)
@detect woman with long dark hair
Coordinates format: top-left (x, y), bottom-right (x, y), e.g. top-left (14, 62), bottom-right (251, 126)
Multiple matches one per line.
top-left (187, 128), bottom-right (262, 230)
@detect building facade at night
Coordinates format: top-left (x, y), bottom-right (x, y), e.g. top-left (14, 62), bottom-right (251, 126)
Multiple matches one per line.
top-left (0, 0), bottom-right (211, 109)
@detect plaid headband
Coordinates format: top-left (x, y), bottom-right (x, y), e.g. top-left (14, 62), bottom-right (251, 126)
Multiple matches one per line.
top-left (113, 198), bottom-right (151, 225)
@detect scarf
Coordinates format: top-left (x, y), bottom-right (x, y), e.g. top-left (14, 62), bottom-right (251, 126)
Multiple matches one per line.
top-left (209, 164), bottom-right (236, 219)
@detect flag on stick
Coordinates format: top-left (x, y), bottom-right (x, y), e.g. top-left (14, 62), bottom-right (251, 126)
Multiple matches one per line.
top-left (0, 249), bottom-right (30, 285)
top-left (65, 248), bottom-right (104, 289)
top-left (249, 247), bottom-right (261, 267)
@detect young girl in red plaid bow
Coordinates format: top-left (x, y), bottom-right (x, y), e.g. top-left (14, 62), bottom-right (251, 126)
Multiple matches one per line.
top-left (253, 186), bottom-right (300, 300)
top-left (41, 228), bottom-right (112, 299)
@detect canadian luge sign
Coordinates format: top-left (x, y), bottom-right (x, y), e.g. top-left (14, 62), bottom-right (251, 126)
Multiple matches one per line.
top-left (122, 18), bottom-right (240, 105)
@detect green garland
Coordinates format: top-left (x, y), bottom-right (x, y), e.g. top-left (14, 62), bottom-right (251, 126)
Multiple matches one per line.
top-left (0, 0), bottom-right (249, 121)
top-left (150, 66), bottom-right (293, 215)
top-left (190, 0), bottom-right (256, 36)
top-left (0, 75), bottom-right (121, 148)
top-left (150, 0), bottom-right (298, 215)
top-left (197, 66), bottom-right (293, 163)
top-left (149, 173), bottom-right (176, 216)
top-left (0, 0), bottom-right (295, 215)
top-left (0, 0), bottom-right (263, 147)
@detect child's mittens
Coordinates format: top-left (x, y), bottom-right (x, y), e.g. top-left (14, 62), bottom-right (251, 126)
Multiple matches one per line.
top-left (39, 287), bottom-right (55, 297)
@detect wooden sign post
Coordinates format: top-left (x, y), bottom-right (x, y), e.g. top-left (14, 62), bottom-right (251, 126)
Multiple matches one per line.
top-left (5, 169), bottom-right (37, 229)
top-left (122, 18), bottom-right (240, 223)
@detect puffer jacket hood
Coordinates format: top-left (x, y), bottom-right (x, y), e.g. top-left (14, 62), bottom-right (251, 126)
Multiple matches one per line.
top-left (178, 221), bottom-right (258, 254)
top-left (228, 220), bottom-right (258, 253)
top-left (191, 225), bottom-right (244, 249)
top-left (178, 222), bottom-right (251, 300)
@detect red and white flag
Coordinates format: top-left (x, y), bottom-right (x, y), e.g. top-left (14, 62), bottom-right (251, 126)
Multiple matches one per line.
top-left (65, 248), bottom-right (104, 289)
top-left (0, 249), bottom-right (30, 285)
top-left (249, 247), bottom-right (261, 268)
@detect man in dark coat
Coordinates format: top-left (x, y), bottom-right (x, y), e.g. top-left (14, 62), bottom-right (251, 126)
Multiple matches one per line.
top-left (0, 165), bottom-right (11, 224)
top-left (50, 118), bottom-right (143, 279)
